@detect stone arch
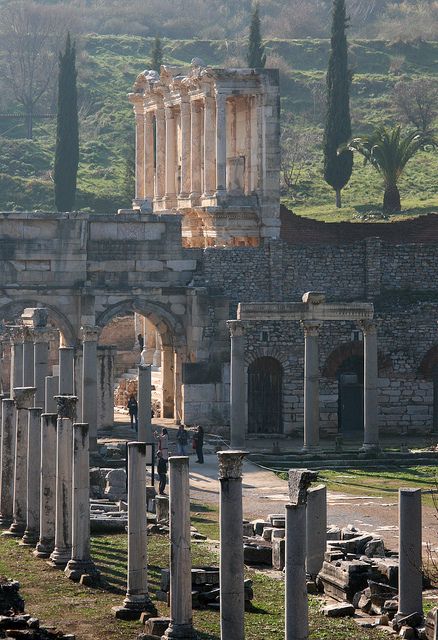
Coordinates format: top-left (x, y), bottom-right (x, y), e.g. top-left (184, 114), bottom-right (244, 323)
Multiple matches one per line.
top-left (418, 345), bottom-right (438, 379)
top-left (244, 346), bottom-right (292, 375)
top-left (0, 299), bottom-right (75, 345)
top-left (322, 341), bottom-right (391, 379)
top-left (95, 298), bottom-right (185, 348)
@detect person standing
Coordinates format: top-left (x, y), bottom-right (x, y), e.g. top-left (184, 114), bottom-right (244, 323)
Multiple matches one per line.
top-left (176, 424), bottom-right (189, 455)
top-left (127, 394), bottom-right (138, 430)
top-left (154, 427), bottom-right (169, 461)
top-left (193, 425), bottom-right (204, 464)
top-left (157, 451), bottom-right (168, 495)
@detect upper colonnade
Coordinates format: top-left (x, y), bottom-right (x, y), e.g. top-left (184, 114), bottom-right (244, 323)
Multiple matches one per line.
top-left (128, 60), bottom-right (280, 247)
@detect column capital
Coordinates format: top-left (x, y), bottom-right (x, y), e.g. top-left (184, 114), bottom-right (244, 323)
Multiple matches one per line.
top-left (9, 326), bottom-right (23, 344)
top-left (22, 326), bottom-right (34, 343)
top-left (33, 327), bottom-right (56, 344)
top-left (80, 325), bottom-right (100, 342)
top-left (358, 319), bottom-right (376, 335)
top-left (227, 320), bottom-right (245, 338)
top-left (13, 387), bottom-right (36, 409)
top-left (300, 320), bottom-right (322, 337)
top-left (218, 450), bottom-right (247, 479)
top-left (55, 395), bottom-right (78, 419)
top-left (164, 105), bottom-right (174, 120)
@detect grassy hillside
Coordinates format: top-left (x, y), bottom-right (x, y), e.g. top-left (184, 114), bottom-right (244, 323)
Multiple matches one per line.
top-left (1, 35), bottom-right (438, 218)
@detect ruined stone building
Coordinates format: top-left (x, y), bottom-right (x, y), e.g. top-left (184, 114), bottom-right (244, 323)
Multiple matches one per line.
top-left (1, 62), bottom-right (437, 444)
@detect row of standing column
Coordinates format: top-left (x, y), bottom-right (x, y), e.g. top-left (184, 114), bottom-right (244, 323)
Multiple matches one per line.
top-left (228, 319), bottom-right (379, 451)
top-left (135, 92), bottom-right (241, 204)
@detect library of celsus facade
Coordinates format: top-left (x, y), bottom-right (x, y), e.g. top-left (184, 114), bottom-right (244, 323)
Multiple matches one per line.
top-left (128, 62), bottom-right (280, 247)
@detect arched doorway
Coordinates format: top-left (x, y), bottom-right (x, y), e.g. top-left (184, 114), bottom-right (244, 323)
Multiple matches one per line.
top-left (248, 357), bottom-right (283, 434)
top-left (337, 355), bottom-right (364, 438)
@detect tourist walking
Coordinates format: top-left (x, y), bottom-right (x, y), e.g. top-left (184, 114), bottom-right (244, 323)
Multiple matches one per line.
top-left (193, 425), bottom-right (204, 463)
top-left (176, 424), bottom-right (189, 455)
top-left (157, 451), bottom-right (168, 495)
top-left (154, 426), bottom-right (169, 460)
top-left (127, 394), bottom-right (138, 430)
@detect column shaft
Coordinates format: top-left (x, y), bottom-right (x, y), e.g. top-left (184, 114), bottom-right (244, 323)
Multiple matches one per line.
top-left (22, 336), bottom-right (34, 387)
top-left (155, 108), bottom-right (165, 200)
top-left (285, 503), bottom-right (308, 640)
top-left (144, 111), bottom-right (155, 200)
top-left (361, 321), bottom-right (379, 450)
top-left (34, 336), bottom-right (50, 409)
top-left (228, 322), bottom-right (246, 449)
top-left (180, 100), bottom-right (191, 197)
top-left (215, 92), bottom-right (227, 195)
top-left (0, 399), bottom-right (17, 526)
top-left (163, 456), bottom-right (192, 639)
top-left (59, 347), bottom-right (75, 395)
top-left (135, 111), bottom-right (146, 199)
top-left (161, 347), bottom-right (174, 419)
top-left (244, 96), bottom-right (252, 194)
top-left (190, 101), bottom-right (201, 198)
top-left (137, 365), bottom-right (152, 442)
top-left (22, 407), bottom-right (43, 545)
top-left (10, 341), bottom-right (23, 397)
top-left (45, 376), bottom-right (59, 414)
top-left (65, 423), bottom-right (99, 582)
top-left (34, 413), bottom-right (57, 557)
top-left (306, 484), bottom-right (327, 579)
top-left (397, 488), bottom-right (423, 619)
top-left (203, 96), bottom-right (216, 196)
top-left (218, 451), bottom-right (246, 640)
top-left (81, 327), bottom-right (99, 452)
top-left (164, 106), bottom-right (177, 205)
top-left (302, 322), bottom-right (321, 452)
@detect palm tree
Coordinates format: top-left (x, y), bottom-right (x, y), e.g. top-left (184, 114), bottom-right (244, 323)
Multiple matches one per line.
top-left (343, 125), bottom-right (436, 212)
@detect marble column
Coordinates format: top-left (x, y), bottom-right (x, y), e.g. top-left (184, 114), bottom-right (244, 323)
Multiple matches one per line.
top-left (359, 320), bottom-right (379, 451)
top-left (144, 110), bottom-right (155, 201)
top-left (301, 321), bottom-right (321, 452)
top-left (65, 423), bottom-right (100, 583)
top-left (45, 376), bottom-right (59, 413)
top-left (0, 399), bottom-right (17, 526)
top-left (218, 451), bottom-right (246, 640)
top-left (34, 413), bottom-right (57, 557)
top-left (137, 364), bottom-right (152, 442)
top-left (244, 96), bottom-right (253, 194)
top-left (34, 329), bottom-right (51, 410)
top-left (285, 503), bottom-right (308, 640)
top-left (97, 346), bottom-right (116, 429)
top-left (21, 407), bottom-right (43, 545)
top-left (22, 328), bottom-right (34, 387)
top-left (10, 334), bottom-right (23, 398)
top-left (397, 488), bottom-right (423, 620)
top-left (164, 106), bottom-right (177, 207)
top-left (228, 321), bottom-right (246, 449)
top-left (5, 387), bottom-right (35, 537)
top-left (49, 395), bottom-right (77, 567)
top-left (190, 100), bottom-right (201, 200)
top-left (180, 99), bottom-right (191, 198)
top-left (161, 346), bottom-right (174, 419)
top-left (215, 91), bottom-right (227, 196)
top-left (173, 349), bottom-right (183, 425)
top-left (203, 96), bottom-right (216, 197)
top-left (306, 484), bottom-right (327, 579)
top-left (81, 326), bottom-right (99, 452)
top-left (135, 108), bottom-right (146, 200)
top-left (113, 442), bottom-right (155, 620)
top-left (155, 107), bottom-right (166, 200)
top-left (59, 346), bottom-right (75, 395)
top-left (162, 456), bottom-right (193, 639)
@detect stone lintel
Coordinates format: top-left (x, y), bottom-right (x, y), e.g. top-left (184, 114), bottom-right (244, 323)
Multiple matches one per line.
top-left (218, 450), bottom-right (248, 479)
top-left (288, 469), bottom-right (319, 505)
top-left (237, 300), bottom-right (374, 322)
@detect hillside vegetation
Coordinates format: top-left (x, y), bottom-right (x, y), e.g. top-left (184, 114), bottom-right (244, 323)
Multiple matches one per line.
top-left (1, 35), bottom-right (438, 217)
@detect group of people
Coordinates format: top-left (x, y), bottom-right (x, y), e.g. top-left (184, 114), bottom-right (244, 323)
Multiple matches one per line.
top-left (126, 393), bottom-right (205, 496)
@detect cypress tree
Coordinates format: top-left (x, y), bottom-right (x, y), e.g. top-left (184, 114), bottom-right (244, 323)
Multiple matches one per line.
top-left (247, 4), bottom-right (266, 68)
top-left (54, 33), bottom-right (79, 212)
top-left (323, 0), bottom-right (353, 208)
top-left (150, 36), bottom-right (163, 73)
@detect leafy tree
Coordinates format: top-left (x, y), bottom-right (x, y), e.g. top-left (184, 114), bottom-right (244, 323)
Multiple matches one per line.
top-left (150, 36), bottom-right (163, 73)
top-left (54, 33), bottom-right (79, 212)
top-left (323, 0), bottom-right (353, 208)
top-left (344, 125), bottom-right (437, 212)
top-left (393, 79), bottom-right (438, 133)
top-left (247, 3), bottom-right (266, 68)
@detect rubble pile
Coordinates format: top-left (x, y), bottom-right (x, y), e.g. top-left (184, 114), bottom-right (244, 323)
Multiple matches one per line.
top-left (0, 578), bottom-right (72, 640)
top-left (241, 514), bottom-right (285, 569)
top-left (156, 568), bottom-right (254, 610)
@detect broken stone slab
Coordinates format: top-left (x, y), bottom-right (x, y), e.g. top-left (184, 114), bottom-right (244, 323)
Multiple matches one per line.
top-left (328, 533), bottom-right (374, 555)
top-left (262, 527), bottom-right (274, 541)
top-left (288, 469), bottom-right (318, 505)
top-left (393, 612), bottom-right (424, 631)
top-left (398, 626), bottom-right (416, 639)
top-left (142, 617), bottom-right (171, 636)
top-left (322, 603), bottom-right (355, 617)
top-left (272, 538), bottom-right (285, 570)
top-left (252, 520), bottom-right (269, 536)
top-left (242, 522), bottom-right (254, 536)
top-left (376, 559), bottom-right (399, 588)
top-left (425, 607), bottom-right (438, 640)
top-left (90, 517), bottom-right (127, 534)
top-left (365, 538), bottom-right (385, 558)
top-left (327, 526), bottom-right (341, 541)
top-left (271, 528), bottom-right (285, 539)
top-left (267, 513), bottom-right (284, 525)
top-left (243, 544), bottom-right (272, 566)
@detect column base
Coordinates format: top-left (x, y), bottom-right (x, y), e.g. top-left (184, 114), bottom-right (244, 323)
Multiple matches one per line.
top-left (0, 516), bottom-right (13, 528)
top-left (112, 594), bottom-right (156, 620)
top-left (162, 623), bottom-right (194, 639)
top-left (3, 520), bottom-right (26, 537)
top-left (360, 443), bottom-right (380, 454)
top-left (20, 528), bottom-right (39, 546)
top-left (33, 539), bottom-right (55, 558)
top-left (48, 546), bottom-right (72, 568)
top-left (65, 558), bottom-right (101, 585)
top-left (300, 444), bottom-right (321, 454)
